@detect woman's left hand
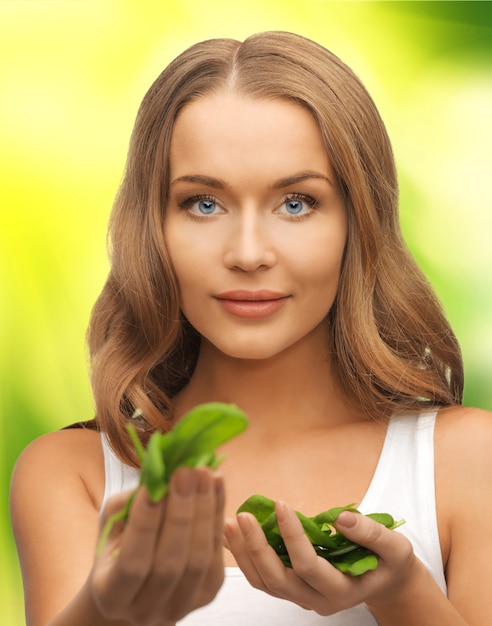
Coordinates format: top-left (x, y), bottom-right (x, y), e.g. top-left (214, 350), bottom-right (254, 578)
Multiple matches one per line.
top-left (224, 500), bottom-right (422, 616)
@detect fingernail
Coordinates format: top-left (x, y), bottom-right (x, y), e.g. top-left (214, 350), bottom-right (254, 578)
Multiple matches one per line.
top-left (237, 512), bottom-right (254, 537)
top-left (215, 480), bottom-right (226, 523)
top-left (223, 518), bottom-right (234, 547)
top-left (336, 511), bottom-right (358, 528)
top-left (275, 500), bottom-right (288, 523)
top-left (145, 490), bottom-right (161, 507)
top-left (196, 468), bottom-right (212, 494)
top-left (214, 475), bottom-right (225, 499)
top-left (175, 468), bottom-right (196, 496)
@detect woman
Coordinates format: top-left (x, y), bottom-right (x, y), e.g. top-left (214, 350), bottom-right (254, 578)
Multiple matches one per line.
top-left (10, 31), bottom-right (492, 625)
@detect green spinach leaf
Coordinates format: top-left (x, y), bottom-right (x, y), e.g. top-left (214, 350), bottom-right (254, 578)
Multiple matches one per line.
top-left (238, 494), bottom-right (404, 576)
top-left (97, 402), bottom-right (248, 553)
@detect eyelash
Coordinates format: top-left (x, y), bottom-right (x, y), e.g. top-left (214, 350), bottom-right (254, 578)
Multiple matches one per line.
top-left (177, 194), bottom-right (220, 221)
top-left (178, 193), bottom-right (216, 209)
top-left (281, 193), bottom-right (319, 221)
top-left (177, 192), bottom-right (320, 221)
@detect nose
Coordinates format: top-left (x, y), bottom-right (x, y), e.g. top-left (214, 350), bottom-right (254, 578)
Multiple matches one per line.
top-left (223, 208), bottom-right (277, 272)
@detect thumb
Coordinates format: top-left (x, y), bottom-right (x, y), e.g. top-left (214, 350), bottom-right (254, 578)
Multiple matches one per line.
top-left (334, 511), bottom-right (411, 565)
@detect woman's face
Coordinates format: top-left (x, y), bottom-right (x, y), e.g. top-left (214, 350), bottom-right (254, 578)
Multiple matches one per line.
top-left (164, 91), bottom-right (347, 361)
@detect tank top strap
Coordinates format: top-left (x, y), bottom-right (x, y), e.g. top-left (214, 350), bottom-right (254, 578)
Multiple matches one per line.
top-left (359, 409), bottom-right (437, 511)
top-left (100, 432), bottom-right (140, 513)
top-left (359, 409), bottom-right (446, 594)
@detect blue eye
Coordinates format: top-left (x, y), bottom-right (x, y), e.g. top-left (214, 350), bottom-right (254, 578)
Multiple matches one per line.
top-left (178, 194), bottom-right (223, 218)
top-left (279, 194), bottom-right (318, 217)
top-left (198, 199), bottom-right (216, 214)
top-left (285, 199), bottom-right (304, 214)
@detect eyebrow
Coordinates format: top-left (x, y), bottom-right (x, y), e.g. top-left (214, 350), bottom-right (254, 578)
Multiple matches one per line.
top-left (171, 175), bottom-right (226, 189)
top-left (270, 171), bottom-right (334, 189)
top-left (170, 171), bottom-right (334, 190)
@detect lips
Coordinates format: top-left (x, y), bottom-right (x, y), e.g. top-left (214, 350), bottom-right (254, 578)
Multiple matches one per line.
top-left (215, 290), bottom-right (288, 301)
top-left (214, 290), bottom-right (290, 319)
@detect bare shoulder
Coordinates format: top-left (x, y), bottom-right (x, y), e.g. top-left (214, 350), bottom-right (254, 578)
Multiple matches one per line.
top-left (434, 409), bottom-right (492, 620)
top-left (435, 404), bottom-right (492, 460)
top-left (14, 426), bottom-right (103, 463)
top-left (10, 427), bottom-right (106, 546)
top-left (436, 403), bottom-right (492, 429)
top-left (435, 405), bottom-right (492, 480)
top-left (11, 427), bottom-right (105, 511)
top-left (434, 405), bottom-right (492, 544)
top-left (10, 428), bottom-right (106, 625)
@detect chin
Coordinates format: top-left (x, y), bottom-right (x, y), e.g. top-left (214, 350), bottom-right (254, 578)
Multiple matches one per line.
top-left (221, 346), bottom-right (281, 361)
top-left (208, 336), bottom-right (298, 362)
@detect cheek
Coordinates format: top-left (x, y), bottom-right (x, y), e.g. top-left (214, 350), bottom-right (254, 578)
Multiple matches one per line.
top-left (165, 243), bottom-right (213, 314)
top-left (165, 223), bottom-right (200, 285)
top-left (295, 236), bottom-right (346, 284)
top-left (170, 255), bottom-right (201, 296)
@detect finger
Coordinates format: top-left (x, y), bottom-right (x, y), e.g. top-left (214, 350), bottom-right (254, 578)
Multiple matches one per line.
top-left (170, 468), bottom-right (217, 591)
top-left (275, 501), bottom-right (328, 580)
top-left (126, 467), bottom-right (199, 622)
top-left (99, 488), bottom-right (136, 525)
top-left (151, 466), bottom-right (198, 581)
top-left (224, 513), bottom-right (273, 591)
top-left (192, 473), bottom-right (226, 602)
top-left (187, 468), bottom-right (220, 571)
top-left (212, 473), bottom-right (226, 551)
top-left (276, 502), bottom-right (386, 615)
top-left (94, 487), bottom-right (167, 610)
top-left (334, 511), bottom-right (413, 568)
top-left (119, 487), bottom-right (167, 567)
top-left (198, 472), bottom-right (226, 586)
top-left (231, 511), bottom-right (319, 606)
top-left (165, 470), bottom-right (226, 620)
top-left (275, 501), bottom-right (353, 601)
top-left (97, 488), bottom-right (138, 551)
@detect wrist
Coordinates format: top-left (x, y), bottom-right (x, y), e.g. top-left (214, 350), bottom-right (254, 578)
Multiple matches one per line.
top-left (367, 555), bottom-right (427, 614)
top-left (367, 559), bottom-right (466, 626)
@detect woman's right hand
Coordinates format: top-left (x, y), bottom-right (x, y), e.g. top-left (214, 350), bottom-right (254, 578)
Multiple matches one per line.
top-left (89, 466), bottom-right (225, 626)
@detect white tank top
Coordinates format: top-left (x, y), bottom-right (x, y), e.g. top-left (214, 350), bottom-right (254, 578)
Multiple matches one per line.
top-left (100, 410), bottom-right (446, 624)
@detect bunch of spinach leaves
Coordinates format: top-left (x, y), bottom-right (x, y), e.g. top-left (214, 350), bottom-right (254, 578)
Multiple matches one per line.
top-left (97, 401), bottom-right (403, 577)
top-left (238, 494), bottom-right (405, 576)
top-left (97, 402), bottom-right (248, 553)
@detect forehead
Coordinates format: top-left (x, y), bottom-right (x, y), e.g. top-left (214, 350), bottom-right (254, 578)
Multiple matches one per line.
top-left (169, 92), bottom-right (331, 181)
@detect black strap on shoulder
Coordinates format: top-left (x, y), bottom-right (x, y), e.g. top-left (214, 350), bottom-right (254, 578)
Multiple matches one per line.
top-left (62, 419), bottom-right (99, 431)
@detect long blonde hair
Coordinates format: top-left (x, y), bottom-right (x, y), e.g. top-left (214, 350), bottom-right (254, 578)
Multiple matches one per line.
top-left (88, 32), bottom-right (463, 465)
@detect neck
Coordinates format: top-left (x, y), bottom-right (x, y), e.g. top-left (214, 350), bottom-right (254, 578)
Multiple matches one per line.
top-left (173, 326), bottom-right (363, 432)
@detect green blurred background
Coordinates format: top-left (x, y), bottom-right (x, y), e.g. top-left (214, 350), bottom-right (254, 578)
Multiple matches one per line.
top-left (1, 1), bottom-right (491, 623)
